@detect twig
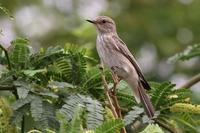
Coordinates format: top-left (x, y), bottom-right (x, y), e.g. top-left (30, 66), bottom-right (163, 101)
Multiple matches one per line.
top-left (110, 73), bottom-right (127, 133)
top-left (179, 73), bottom-right (200, 89)
top-left (99, 66), bottom-right (118, 118)
top-left (103, 102), bottom-right (129, 112)
top-left (0, 85), bottom-right (15, 91)
top-left (0, 44), bottom-right (12, 70)
top-left (99, 67), bottom-right (127, 133)
top-left (110, 73), bottom-right (123, 118)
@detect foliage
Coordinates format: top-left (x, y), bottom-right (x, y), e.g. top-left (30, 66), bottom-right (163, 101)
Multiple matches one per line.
top-left (150, 82), bottom-right (191, 112)
top-left (0, 97), bottom-right (18, 133)
top-left (139, 124), bottom-right (164, 133)
top-left (0, 38), bottom-right (200, 132)
top-left (124, 106), bottom-right (144, 126)
top-left (170, 103), bottom-right (200, 114)
top-left (60, 94), bottom-right (104, 129)
top-left (168, 43), bottom-right (200, 62)
top-left (0, 3), bottom-right (13, 19)
top-left (170, 103), bottom-right (200, 133)
top-left (66, 105), bottom-right (84, 133)
top-left (94, 119), bottom-right (124, 133)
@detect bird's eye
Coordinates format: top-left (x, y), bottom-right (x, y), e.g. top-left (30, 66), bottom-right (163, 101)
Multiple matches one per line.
top-left (102, 20), bottom-right (106, 23)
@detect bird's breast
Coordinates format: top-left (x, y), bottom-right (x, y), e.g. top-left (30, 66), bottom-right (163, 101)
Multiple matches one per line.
top-left (96, 34), bottom-right (129, 68)
top-left (96, 35), bottom-right (113, 64)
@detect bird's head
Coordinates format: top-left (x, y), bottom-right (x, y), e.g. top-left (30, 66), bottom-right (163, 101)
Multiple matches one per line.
top-left (87, 16), bottom-right (116, 34)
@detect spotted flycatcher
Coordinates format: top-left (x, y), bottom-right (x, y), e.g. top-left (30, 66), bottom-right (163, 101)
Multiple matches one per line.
top-left (87, 16), bottom-right (154, 118)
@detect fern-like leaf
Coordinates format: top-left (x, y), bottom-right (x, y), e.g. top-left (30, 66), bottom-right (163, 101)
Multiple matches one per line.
top-left (68, 105), bottom-right (84, 133)
top-left (94, 119), bottom-right (124, 133)
top-left (34, 101), bottom-right (59, 131)
top-left (151, 82), bottom-right (174, 109)
top-left (168, 43), bottom-right (200, 62)
top-left (139, 124), bottom-right (164, 133)
top-left (61, 94), bottom-right (104, 129)
top-left (150, 82), bottom-right (191, 111)
top-left (173, 116), bottom-right (199, 133)
top-left (85, 96), bottom-right (104, 129)
top-left (9, 38), bottom-right (30, 69)
top-left (11, 94), bottom-right (33, 110)
top-left (61, 94), bottom-right (85, 121)
top-left (30, 96), bottom-right (43, 121)
top-left (32, 46), bottom-right (65, 68)
top-left (124, 106), bottom-right (144, 126)
top-left (10, 104), bottom-right (30, 125)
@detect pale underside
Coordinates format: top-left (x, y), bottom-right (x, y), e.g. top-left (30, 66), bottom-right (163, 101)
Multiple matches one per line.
top-left (96, 33), bottom-right (141, 102)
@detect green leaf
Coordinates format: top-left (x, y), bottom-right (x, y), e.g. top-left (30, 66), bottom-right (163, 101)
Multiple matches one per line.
top-left (124, 106), bottom-right (144, 126)
top-left (38, 92), bottom-right (58, 99)
top-left (10, 104), bottom-right (30, 125)
top-left (17, 87), bottom-right (29, 99)
top-left (0, 4), bottom-right (14, 19)
top-left (173, 116), bottom-right (199, 133)
top-left (117, 92), bottom-right (136, 109)
top-left (48, 81), bottom-right (75, 89)
top-left (14, 80), bottom-right (32, 99)
top-left (151, 82), bottom-right (175, 109)
top-left (34, 101), bottom-right (59, 131)
top-left (168, 44), bottom-right (200, 62)
top-left (67, 105), bottom-right (84, 133)
top-left (61, 94), bottom-right (104, 129)
top-left (94, 119), bottom-right (124, 133)
top-left (11, 94), bottom-right (33, 110)
top-left (150, 82), bottom-right (191, 111)
top-left (56, 111), bottom-right (69, 133)
top-left (61, 94), bottom-right (85, 121)
top-left (32, 46), bottom-right (65, 68)
top-left (11, 38), bottom-right (29, 46)
top-left (85, 96), bottom-right (104, 129)
top-left (30, 96), bottom-right (43, 121)
top-left (139, 124), bottom-right (164, 133)
top-left (9, 38), bottom-right (30, 69)
top-left (23, 69), bottom-right (47, 77)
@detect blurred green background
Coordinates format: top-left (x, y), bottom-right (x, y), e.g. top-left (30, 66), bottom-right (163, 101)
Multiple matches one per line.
top-left (0, 0), bottom-right (199, 94)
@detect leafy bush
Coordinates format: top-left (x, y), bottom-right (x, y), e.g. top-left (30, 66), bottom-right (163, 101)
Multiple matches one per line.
top-left (0, 38), bottom-right (200, 133)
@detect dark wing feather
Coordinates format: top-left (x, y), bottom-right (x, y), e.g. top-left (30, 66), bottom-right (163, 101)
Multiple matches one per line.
top-left (113, 35), bottom-right (151, 90)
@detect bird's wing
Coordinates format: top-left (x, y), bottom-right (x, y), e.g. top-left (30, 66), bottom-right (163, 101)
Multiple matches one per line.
top-left (112, 35), bottom-right (151, 90)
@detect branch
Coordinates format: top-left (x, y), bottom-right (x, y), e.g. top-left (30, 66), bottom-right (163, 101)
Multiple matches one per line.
top-left (99, 66), bottom-right (126, 133)
top-left (0, 85), bottom-right (15, 91)
top-left (110, 73), bottom-right (127, 133)
top-left (110, 73), bottom-right (123, 118)
top-left (99, 66), bottom-right (118, 118)
top-left (0, 44), bottom-right (12, 70)
top-left (179, 73), bottom-right (200, 89)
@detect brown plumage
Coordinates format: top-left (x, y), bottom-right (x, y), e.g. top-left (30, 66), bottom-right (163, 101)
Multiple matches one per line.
top-left (87, 16), bottom-right (155, 118)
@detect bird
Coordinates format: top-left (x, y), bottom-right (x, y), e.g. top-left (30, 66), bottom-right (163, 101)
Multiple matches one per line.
top-left (87, 16), bottom-right (155, 118)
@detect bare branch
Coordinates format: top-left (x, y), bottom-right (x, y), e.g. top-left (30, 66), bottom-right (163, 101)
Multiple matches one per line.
top-left (0, 85), bottom-right (15, 91)
top-left (99, 66), bottom-right (118, 118)
top-left (179, 73), bottom-right (200, 89)
top-left (110, 73), bottom-right (127, 133)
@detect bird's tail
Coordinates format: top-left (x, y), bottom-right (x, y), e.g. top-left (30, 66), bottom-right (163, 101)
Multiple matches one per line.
top-left (137, 82), bottom-right (155, 118)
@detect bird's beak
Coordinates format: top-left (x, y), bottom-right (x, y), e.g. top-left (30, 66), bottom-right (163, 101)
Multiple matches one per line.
top-left (86, 19), bottom-right (96, 24)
